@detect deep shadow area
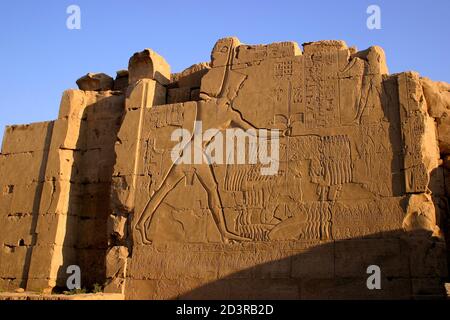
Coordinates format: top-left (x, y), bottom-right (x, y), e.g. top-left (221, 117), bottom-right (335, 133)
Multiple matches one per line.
top-left (54, 92), bottom-right (125, 291)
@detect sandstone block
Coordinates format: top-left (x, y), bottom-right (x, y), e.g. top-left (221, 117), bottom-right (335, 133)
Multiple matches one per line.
top-left (353, 46), bottom-right (389, 75)
top-left (114, 70), bottom-right (129, 91)
top-left (76, 73), bottom-right (114, 91)
top-left (200, 66), bottom-right (228, 98)
top-left (9, 183), bottom-right (40, 214)
top-left (0, 189), bottom-right (13, 216)
top-left (300, 277), bottom-right (411, 300)
top-left (171, 62), bottom-right (210, 88)
top-left (85, 118), bottom-right (122, 149)
top-left (0, 152), bottom-right (43, 185)
top-left (0, 213), bottom-right (33, 247)
top-left (107, 214), bottom-right (127, 240)
top-left (210, 37), bottom-right (241, 68)
top-left (2, 121), bottom-right (53, 155)
top-left (334, 239), bottom-right (409, 278)
top-left (0, 279), bottom-right (25, 292)
top-left (106, 246), bottom-right (128, 279)
top-left (443, 155), bottom-right (450, 170)
top-left (412, 278), bottom-right (446, 297)
top-left (104, 277), bottom-right (126, 294)
top-left (403, 193), bottom-right (441, 236)
top-left (437, 122), bottom-right (450, 154)
top-left (398, 72), bottom-right (440, 193)
top-left (35, 213), bottom-right (78, 247)
top-left (49, 119), bottom-right (84, 150)
top-left (167, 87), bottom-right (191, 104)
top-left (291, 245), bottom-right (334, 279)
top-left (0, 246), bottom-right (28, 279)
top-left (26, 244), bottom-right (59, 279)
top-left (57, 90), bottom-right (87, 120)
top-left (421, 77), bottom-right (450, 118)
top-left (407, 237), bottom-right (448, 278)
top-left (44, 149), bottom-right (76, 182)
top-left (227, 279), bottom-right (300, 300)
top-left (128, 49), bottom-right (171, 85)
top-left (125, 79), bottom-right (166, 110)
top-left (1, 36), bottom-right (450, 300)
top-left (110, 175), bottom-right (134, 212)
top-left (233, 41), bottom-right (301, 66)
top-left (303, 40), bottom-right (347, 53)
top-left (8, 181), bottom-right (70, 217)
top-left (76, 217), bottom-right (108, 249)
top-left (76, 248), bottom-right (107, 285)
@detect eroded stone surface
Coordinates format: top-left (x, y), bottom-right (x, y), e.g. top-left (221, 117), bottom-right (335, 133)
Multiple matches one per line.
top-left (76, 73), bottom-right (114, 91)
top-left (0, 37), bottom-right (449, 299)
top-left (128, 49), bottom-right (171, 85)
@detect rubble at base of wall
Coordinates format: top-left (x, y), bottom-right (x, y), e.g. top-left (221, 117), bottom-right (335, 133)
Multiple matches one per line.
top-left (0, 292), bottom-right (124, 300)
top-left (1, 36), bottom-right (450, 300)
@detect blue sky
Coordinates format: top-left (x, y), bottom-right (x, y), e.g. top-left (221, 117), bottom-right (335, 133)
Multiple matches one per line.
top-left (0, 0), bottom-right (449, 144)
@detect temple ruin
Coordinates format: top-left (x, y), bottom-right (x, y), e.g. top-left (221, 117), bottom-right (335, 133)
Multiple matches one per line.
top-left (0, 37), bottom-right (449, 299)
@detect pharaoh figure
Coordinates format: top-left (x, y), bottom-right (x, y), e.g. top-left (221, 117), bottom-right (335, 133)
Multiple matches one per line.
top-left (136, 37), bottom-right (279, 244)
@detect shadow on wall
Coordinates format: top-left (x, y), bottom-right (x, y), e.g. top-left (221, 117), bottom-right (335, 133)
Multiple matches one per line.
top-left (20, 122), bottom-right (55, 289)
top-left (165, 230), bottom-right (448, 300)
top-left (54, 93), bottom-right (125, 291)
top-left (123, 76), bottom-right (449, 300)
top-left (429, 166), bottom-right (450, 279)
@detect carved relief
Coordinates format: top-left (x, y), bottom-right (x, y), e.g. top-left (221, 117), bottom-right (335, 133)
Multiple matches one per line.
top-left (125, 39), bottom-right (441, 252)
top-left (398, 72), bottom-right (432, 193)
top-left (1, 35), bottom-right (448, 299)
top-left (148, 103), bottom-right (184, 129)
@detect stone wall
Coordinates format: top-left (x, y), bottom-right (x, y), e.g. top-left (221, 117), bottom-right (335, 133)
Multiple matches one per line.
top-left (1, 37), bottom-right (449, 299)
top-left (0, 89), bottom-right (125, 292)
top-left (0, 121), bottom-right (54, 291)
